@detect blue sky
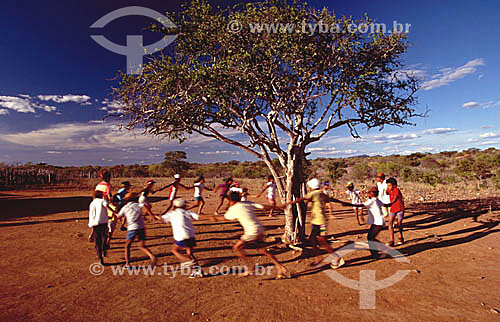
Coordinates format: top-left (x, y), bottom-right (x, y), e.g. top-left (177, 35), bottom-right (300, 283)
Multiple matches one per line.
top-left (1, 0), bottom-right (499, 166)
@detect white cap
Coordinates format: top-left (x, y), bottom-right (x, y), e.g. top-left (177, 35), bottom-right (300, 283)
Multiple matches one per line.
top-left (173, 199), bottom-right (185, 208)
top-left (174, 174), bottom-right (181, 179)
top-left (307, 178), bottom-right (320, 190)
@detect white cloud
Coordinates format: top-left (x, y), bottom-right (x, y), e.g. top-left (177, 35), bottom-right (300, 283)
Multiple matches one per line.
top-left (462, 100), bottom-right (497, 109)
top-left (421, 58), bottom-right (485, 90)
top-left (480, 132), bottom-right (500, 139)
top-left (38, 94), bottom-right (91, 105)
top-left (1, 122), bottom-right (158, 149)
top-left (420, 128), bottom-right (456, 135)
top-left (100, 99), bottom-right (125, 113)
top-left (200, 150), bottom-right (240, 155)
top-left (0, 96), bottom-right (36, 113)
top-left (47, 151), bottom-right (63, 154)
top-left (0, 95), bottom-right (57, 113)
top-left (148, 147), bottom-right (160, 151)
top-left (462, 101), bottom-right (480, 108)
top-left (0, 109), bottom-right (8, 115)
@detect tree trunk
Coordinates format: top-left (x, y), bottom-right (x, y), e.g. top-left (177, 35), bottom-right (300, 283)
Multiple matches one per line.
top-left (282, 150), bottom-right (307, 244)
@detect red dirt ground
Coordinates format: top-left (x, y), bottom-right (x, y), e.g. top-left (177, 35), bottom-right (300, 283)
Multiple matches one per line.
top-left (1, 185), bottom-right (500, 321)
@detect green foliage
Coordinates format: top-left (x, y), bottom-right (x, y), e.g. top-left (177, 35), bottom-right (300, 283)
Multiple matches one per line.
top-left (162, 151), bottom-right (190, 175)
top-left (326, 159), bottom-right (347, 184)
top-left (352, 162), bottom-right (373, 180)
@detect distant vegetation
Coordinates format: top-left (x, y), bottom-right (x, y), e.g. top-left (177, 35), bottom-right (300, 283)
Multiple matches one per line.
top-left (1, 148), bottom-right (500, 190)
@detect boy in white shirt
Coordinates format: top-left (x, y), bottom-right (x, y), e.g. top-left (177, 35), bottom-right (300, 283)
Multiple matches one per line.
top-left (157, 199), bottom-right (203, 278)
top-left (376, 172), bottom-right (390, 217)
top-left (88, 190), bottom-right (115, 265)
top-left (256, 175), bottom-right (278, 217)
top-left (346, 182), bottom-right (364, 225)
top-left (212, 191), bottom-right (290, 279)
top-left (342, 187), bottom-right (388, 259)
top-left (118, 193), bottom-right (157, 267)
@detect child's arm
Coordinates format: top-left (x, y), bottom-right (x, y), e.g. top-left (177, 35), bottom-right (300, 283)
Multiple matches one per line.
top-left (178, 183), bottom-right (193, 190)
top-left (142, 205), bottom-right (156, 218)
top-left (155, 182), bottom-right (174, 192)
top-left (255, 185), bottom-right (267, 198)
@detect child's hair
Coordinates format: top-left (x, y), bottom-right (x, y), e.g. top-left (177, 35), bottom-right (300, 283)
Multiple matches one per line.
top-left (267, 175), bottom-right (274, 181)
top-left (112, 195), bottom-right (120, 204)
top-left (93, 190), bottom-right (103, 199)
top-left (386, 178), bottom-right (398, 186)
top-left (368, 187), bottom-right (379, 196)
top-left (229, 191), bottom-right (241, 202)
top-left (99, 169), bottom-right (111, 181)
top-left (226, 177), bottom-right (233, 184)
top-left (242, 187), bottom-right (248, 193)
top-left (195, 176), bottom-right (204, 183)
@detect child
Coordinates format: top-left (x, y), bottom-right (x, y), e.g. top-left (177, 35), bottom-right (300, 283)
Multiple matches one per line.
top-left (156, 199), bottom-right (203, 278)
top-left (88, 190), bottom-right (113, 265)
top-left (158, 174), bottom-right (192, 215)
top-left (341, 187), bottom-right (387, 259)
top-left (118, 192), bottom-right (157, 267)
top-left (376, 172), bottom-right (390, 217)
top-left (89, 169), bottom-right (113, 242)
top-left (230, 181), bottom-right (243, 197)
top-left (346, 182), bottom-right (364, 226)
top-left (386, 178), bottom-right (405, 246)
top-left (213, 191), bottom-right (290, 279)
top-left (214, 178), bottom-right (233, 215)
top-left (139, 180), bottom-right (156, 220)
top-left (106, 195), bottom-right (120, 248)
top-left (284, 178), bottom-right (345, 269)
top-left (256, 175), bottom-right (278, 217)
top-left (116, 181), bottom-right (131, 208)
top-left (189, 176), bottom-right (212, 215)
top-left (322, 181), bottom-right (333, 217)
top-left (241, 187), bottom-right (249, 202)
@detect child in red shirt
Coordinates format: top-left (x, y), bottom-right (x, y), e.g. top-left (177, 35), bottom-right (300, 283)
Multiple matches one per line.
top-left (386, 177), bottom-right (405, 246)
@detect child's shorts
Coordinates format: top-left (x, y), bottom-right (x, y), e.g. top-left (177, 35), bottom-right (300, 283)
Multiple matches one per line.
top-left (241, 232), bottom-right (265, 243)
top-left (126, 228), bottom-right (146, 241)
top-left (310, 224), bottom-right (328, 239)
top-left (175, 238), bottom-right (196, 248)
top-left (194, 196), bottom-right (203, 202)
top-left (389, 211), bottom-right (404, 220)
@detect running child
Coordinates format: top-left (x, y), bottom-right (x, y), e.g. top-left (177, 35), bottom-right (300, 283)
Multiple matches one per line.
top-left (256, 175), bottom-right (278, 217)
top-left (284, 178), bottom-right (345, 269)
top-left (341, 187), bottom-right (387, 259)
top-left (322, 181), bottom-right (333, 217)
top-left (118, 192), bottom-right (157, 267)
top-left (156, 199), bottom-right (203, 278)
top-left (189, 176), bottom-right (212, 215)
top-left (89, 169), bottom-right (113, 242)
top-left (214, 178), bottom-right (233, 215)
top-left (346, 182), bottom-right (364, 225)
top-left (106, 195), bottom-right (120, 248)
top-left (157, 174), bottom-right (192, 215)
top-left (212, 191), bottom-right (290, 279)
top-left (116, 181), bottom-right (131, 208)
top-left (139, 180), bottom-right (156, 220)
top-left (386, 178), bottom-right (405, 246)
top-left (241, 187), bottom-right (250, 202)
top-left (376, 172), bottom-right (390, 217)
top-left (88, 190), bottom-right (115, 265)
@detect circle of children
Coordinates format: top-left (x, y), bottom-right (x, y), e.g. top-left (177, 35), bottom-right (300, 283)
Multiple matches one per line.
top-left (88, 169), bottom-right (405, 279)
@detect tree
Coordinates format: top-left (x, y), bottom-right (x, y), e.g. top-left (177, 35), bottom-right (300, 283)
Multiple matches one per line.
top-left (115, 0), bottom-right (420, 243)
top-left (326, 159), bottom-right (347, 184)
top-left (162, 151), bottom-right (190, 175)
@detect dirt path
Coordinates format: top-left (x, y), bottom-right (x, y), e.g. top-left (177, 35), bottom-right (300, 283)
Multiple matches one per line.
top-left (1, 189), bottom-right (500, 321)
